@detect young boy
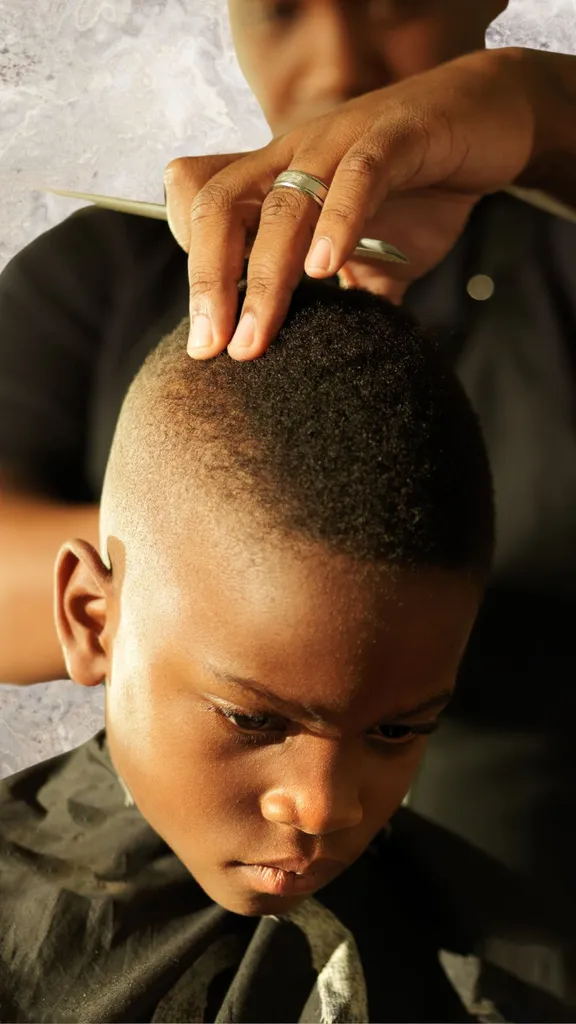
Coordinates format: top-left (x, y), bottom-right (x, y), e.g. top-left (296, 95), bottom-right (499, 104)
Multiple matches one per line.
top-left (0, 281), bottom-right (494, 1023)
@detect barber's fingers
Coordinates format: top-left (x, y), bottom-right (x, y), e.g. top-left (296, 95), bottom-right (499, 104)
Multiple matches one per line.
top-left (302, 147), bottom-right (388, 281)
top-left (163, 153), bottom-right (245, 251)
top-left (165, 152), bottom-right (268, 358)
top-left (181, 147), bottom-right (302, 359)
top-left (226, 117), bottom-right (427, 358)
top-left (166, 153), bottom-right (259, 357)
top-left (167, 52), bottom-right (535, 362)
top-left (227, 155), bottom-right (344, 361)
top-left (169, 111), bottom-right (420, 360)
top-left (336, 261), bottom-right (407, 305)
top-left (302, 116), bottom-right (427, 281)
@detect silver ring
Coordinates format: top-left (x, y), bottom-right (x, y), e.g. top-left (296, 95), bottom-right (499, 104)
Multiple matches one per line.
top-left (271, 170), bottom-right (329, 208)
top-left (270, 171), bottom-right (409, 265)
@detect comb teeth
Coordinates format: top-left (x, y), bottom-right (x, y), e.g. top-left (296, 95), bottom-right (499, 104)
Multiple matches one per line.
top-left (37, 187), bottom-right (168, 221)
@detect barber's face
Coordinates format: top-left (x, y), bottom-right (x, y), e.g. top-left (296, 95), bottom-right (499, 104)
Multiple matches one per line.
top-left (229, 0), bottom-right (508, 135)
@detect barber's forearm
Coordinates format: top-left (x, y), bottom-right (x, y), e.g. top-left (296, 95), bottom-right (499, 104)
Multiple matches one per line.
top-left (0, 497), bottom-right (100, 684)
top-left (504, 46), bottom-right (576, 208)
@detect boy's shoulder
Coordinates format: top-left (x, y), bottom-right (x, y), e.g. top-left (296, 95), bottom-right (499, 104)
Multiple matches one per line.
top-left (0, 731), bottom-right (157, 896)
top-left (0, 733), bottom-right (200, 1020)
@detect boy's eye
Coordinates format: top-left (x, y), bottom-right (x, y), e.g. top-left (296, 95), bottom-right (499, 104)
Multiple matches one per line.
top-left (372, 721), bottom-right (439, 745)
top-left (213, 703), bottom-right (439, 748)
top-left (222, 708), bottom-right (286, 733)
top-left (377, 724), bottom-right (413, 742)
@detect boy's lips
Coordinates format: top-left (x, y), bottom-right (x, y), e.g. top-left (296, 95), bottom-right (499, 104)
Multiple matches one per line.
top-left (232, 857), bottom-right (346, 897)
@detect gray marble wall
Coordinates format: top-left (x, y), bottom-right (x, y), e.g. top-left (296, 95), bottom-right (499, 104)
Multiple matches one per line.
top-left (1, 0), bottom-right (576, 272)
top-left (0, 0), bottom-right (575, 776)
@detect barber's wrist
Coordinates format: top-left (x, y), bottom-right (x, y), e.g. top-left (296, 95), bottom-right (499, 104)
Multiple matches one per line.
top-left (471, 46), bottom-right (536, 169)
top-left (494, 45), bottom-right (576, 200)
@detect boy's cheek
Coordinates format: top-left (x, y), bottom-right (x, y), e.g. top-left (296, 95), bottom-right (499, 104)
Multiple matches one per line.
top-left (106, 706), bottom-right (258, 829)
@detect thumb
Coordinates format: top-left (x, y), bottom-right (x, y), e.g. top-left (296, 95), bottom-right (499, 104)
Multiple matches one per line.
top-left (339, 262), bottom-right (408, 306)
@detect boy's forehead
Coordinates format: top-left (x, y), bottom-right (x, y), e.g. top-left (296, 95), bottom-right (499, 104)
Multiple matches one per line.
top-left (160, 513), bottom-right (393, 619)
top-left (126, 519), bottom-right (476, 699)
top-left (127, 503), bottom-right (468, 623)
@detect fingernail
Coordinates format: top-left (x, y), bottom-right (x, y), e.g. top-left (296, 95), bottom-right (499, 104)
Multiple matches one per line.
top-left (307, 237), bottom-right (332, 273)
top-left (229, 313), bottom-right (255, 352)
top-left (188, 314), bottom-right (213, 354)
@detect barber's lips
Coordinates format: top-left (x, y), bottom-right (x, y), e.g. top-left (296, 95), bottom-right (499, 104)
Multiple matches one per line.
top-left (233, 858), bottom-right (345, 897)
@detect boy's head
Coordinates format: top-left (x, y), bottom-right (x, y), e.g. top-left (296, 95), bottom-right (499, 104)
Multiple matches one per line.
top-left (55, 280), bottom-right (493, 916)
top-left (228, 0), bottom-right (509, 135)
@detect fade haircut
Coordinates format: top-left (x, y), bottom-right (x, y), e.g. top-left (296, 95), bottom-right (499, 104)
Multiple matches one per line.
top-left (101, 279), bottom-right (494, 580)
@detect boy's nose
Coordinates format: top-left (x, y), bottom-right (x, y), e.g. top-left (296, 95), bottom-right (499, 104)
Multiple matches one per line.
top-left (260, 745), bottom-right (364, 836)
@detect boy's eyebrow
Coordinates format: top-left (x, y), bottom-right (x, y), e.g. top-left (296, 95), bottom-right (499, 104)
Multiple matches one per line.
top-left (203, 665), bottom-right (452, 724)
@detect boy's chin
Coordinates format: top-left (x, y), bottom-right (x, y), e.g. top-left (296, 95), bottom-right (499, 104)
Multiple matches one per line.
top-left (200, 869), bottom-right (311, 917)
top-left (218, 888), bottom-right (308, 917)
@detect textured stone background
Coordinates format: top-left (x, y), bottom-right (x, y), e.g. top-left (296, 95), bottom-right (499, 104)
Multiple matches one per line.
top-left (1, 0), bottom-right (576, 272)
top-left (0, 0), bottom-right (575, 776)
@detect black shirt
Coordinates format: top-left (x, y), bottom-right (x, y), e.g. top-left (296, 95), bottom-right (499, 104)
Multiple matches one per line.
top-left (1, 192), bottom-right (575, 1006)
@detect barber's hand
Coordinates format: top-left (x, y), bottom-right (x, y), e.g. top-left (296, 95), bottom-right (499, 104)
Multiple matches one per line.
top-left (164, 46), bottom-right (536, 361)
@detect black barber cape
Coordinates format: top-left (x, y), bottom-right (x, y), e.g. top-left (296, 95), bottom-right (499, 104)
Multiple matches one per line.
top-left (0, 732), bottom-right (474, 1023)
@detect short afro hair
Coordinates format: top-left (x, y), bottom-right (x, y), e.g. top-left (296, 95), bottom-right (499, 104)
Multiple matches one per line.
top-left (101, 278), bottom-right (494, 580)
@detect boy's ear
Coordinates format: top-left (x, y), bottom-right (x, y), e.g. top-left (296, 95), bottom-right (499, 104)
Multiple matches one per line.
top-left (54, 540), bottom-right (113, 687)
